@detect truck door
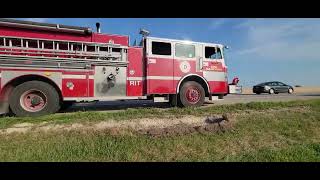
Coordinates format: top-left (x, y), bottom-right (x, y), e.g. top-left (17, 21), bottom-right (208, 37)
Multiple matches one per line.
top-left (200, 45), bottom-right (228, 94)
top-left (145, 38), bottom-right (174, 94)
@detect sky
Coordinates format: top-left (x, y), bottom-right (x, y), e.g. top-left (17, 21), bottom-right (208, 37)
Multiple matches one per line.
top-left (16, 18), bottom-right (320, 87)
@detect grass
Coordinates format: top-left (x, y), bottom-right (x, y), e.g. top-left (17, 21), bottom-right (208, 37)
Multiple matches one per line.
top-left (0, 99), bottom-right (319, 129)
top-left (0, 99), bottom-right (320, 161)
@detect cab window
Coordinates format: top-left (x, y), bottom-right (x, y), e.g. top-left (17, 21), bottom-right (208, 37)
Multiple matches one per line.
top-left (175, 43), bottom-right (195, 58)
top-left (151, 41), bottom-right (171, 56)
top-left (205, 46), bottom-right (222, 59)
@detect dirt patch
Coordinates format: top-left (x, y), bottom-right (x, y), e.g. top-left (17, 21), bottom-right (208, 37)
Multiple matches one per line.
top-left (0, 106), bottom-right (309, 137)
top-left (0, 115), bottom-right (233, 137)
top-left (140, 120), bottom-right (231, 138)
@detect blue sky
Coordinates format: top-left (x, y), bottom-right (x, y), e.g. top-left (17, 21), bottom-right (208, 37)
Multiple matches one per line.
top-left (17, 18), bottom-right (320, 87)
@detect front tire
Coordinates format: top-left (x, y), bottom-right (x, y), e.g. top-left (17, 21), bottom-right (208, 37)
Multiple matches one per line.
top-left (288, 88), bottom-right (294, 94)
top-left (269, 89), bottom-right (275, 94)
top-left (179, 81), bottom-right (205, 107)
top-left (9, 81), bottom-right (60, 117)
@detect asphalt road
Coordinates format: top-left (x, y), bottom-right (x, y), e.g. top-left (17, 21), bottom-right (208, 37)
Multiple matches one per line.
top-left (212, 93), bottom-right (320, 105)
top-left (65, 93), bottom-right (320, 113)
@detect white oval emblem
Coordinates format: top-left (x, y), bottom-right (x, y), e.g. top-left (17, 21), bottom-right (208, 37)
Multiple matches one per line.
top-left (180, 61), bottom-right (191, 73)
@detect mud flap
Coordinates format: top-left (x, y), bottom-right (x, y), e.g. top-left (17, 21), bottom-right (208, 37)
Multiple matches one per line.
top-left (0, 101), bottom-right (9, 115)
top-left (169, 94), bottom-right (178, 106)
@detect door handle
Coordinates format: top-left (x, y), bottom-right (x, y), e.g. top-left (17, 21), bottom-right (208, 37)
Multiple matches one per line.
top-left (199, 57), bottom-right (203, 70)
top-left (148, 58), bottom-right (156, 64)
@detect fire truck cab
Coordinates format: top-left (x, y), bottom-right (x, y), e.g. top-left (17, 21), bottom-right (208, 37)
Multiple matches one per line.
top-left (0, 19), bottom-right (241, 117)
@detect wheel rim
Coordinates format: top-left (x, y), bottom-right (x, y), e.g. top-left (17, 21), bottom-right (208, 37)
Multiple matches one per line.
top-left (270, 89), bottom-right (274, 94)
top-left (289, 89), bottom-right (293, 93)
top-left (20, 89), bottom-right (47, 112)
top-left (185, 86), bottom-right (201, 104)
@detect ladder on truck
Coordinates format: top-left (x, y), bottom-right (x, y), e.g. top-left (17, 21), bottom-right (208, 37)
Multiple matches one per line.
top-left (0, 35), bottom-right (128, 69)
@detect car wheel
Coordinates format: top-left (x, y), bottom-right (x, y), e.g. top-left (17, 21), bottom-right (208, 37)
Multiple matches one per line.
top-left (288, 88), bottom-right (294, 94)
top-left (269, 89), bottom-right (275, 94)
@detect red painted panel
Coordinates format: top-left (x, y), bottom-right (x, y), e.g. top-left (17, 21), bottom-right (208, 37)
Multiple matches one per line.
top-left (0, 26), bottom-right (129, 46)
top-left (127, 47), bottom-right (144, 77)
top-left (0, 26), bottom-right (93, 42)
top-left (208, 81), bottom-right (228, 94)
top-left (173, 60), bottom-right (203, 77)
top-left (92, 33), bottom-right (129, 46)
top-left (147, 57), bottom-right (174, 94)
top-left (88, 79), bottom-right (94, 97)
top-left (202, 61), bottom-right (225, 72)
top-left (148, 80), bottom-right (175, 94)
top-left (126, 80), bottom-right (146, 96)
top-left (147, 57), bottom-right (173, 76)
top-left (127, 47), bottom-right (145, 96)
top-left (62, 79), bottom-right (88, 97)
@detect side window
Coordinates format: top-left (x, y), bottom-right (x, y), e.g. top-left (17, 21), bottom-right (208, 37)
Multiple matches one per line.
top-left (205, 46), bottom-right (223, 59)
top-left (216, 48), bottom-right (223, 59)
top-left (175, 43), bottom-right (195, 58)
top-left (151, 41), bottom-right (171, 56)
top-left (205, 47), bottom-right (216, 59)
top-left (278, 82), bottom-right (285, 86)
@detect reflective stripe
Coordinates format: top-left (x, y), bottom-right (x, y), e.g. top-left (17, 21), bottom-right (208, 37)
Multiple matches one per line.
top-left (127, 76), bottom-right (182, 81)
top-left (89, 75), bottom-right (94, 80)
top-left (62, 74), bottom-right (86, 79)
top-left (147, 76), bottom-right (181, 80)
top-left (127, 77), bottom-right (145, 81)
top-left (203, 71), bottom-right (226, 81)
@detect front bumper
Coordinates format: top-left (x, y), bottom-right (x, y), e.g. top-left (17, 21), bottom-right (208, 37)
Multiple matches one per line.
top-left (229, 85), bottom-right (242, 94)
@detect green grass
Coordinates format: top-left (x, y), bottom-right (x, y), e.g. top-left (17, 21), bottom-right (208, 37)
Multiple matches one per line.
top-left (0, 99), bottom-right (319, 129)
top-left (0, 99), bottom-right (320, 161)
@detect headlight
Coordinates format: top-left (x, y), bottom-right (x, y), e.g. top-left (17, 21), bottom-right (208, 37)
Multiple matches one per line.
top-left (264, 86), bottom-right (270, 90)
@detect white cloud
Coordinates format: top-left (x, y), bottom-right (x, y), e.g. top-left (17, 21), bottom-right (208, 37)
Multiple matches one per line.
top-left (233, 18), bottom-right (320, 61)
top-left (21, 18), bottom-right (48, 23)
top-left (209, 18), bottom-right (227, 30)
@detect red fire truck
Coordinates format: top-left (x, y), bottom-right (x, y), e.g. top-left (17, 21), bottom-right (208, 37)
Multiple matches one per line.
top-left (0, 18), bottom-right (241, 117)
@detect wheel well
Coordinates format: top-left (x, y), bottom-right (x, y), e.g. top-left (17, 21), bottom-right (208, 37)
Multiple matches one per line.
top-left (1, 75), bottom-right (63, 102)
top-left (178, 75), bottom-right (210, 96)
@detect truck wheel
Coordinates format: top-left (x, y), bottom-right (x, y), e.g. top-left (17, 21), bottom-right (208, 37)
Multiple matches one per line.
top-left (179, 81), bottom-right (205, 107)
top-left (9, 81), bottom-right (60, 117)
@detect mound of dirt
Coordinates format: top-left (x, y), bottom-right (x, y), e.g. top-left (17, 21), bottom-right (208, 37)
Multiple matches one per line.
top-left (0, 114), bottom-right (234, 137)
top-left (138, 115), bottom-right (232, 137)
